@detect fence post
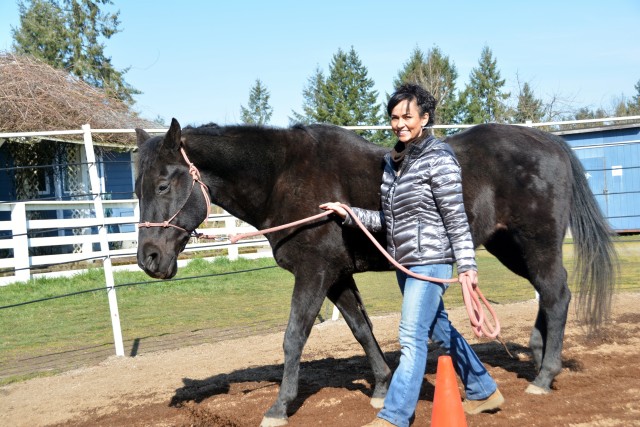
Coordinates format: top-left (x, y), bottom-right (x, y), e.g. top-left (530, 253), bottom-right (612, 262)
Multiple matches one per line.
top-left (225, 216), bottom-right (239, 260)
top-left (82, 124), bottom-right (125, 357)
top-left (11, 202), bottom-right (31, 282)
top-left (331, 305), bottom-right (341, 321)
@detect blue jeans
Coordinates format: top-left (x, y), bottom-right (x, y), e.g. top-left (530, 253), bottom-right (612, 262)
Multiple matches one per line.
top-left (378, 264), bottom-right (497, 427)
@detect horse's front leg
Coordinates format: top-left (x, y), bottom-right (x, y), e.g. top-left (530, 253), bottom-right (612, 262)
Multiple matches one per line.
top-left (261, 271), bottom-right (328, 427)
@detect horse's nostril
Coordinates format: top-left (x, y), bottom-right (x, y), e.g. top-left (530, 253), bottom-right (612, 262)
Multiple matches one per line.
top-left (147, 252), bottom-right (158, 267)
top-left (138, 247), bottom-right (159, 272)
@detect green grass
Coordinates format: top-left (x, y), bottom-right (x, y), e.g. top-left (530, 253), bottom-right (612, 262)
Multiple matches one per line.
top-left (1, 237), bottom-right (638, 385)
top-left (1, 258), bottom-right (293, 360)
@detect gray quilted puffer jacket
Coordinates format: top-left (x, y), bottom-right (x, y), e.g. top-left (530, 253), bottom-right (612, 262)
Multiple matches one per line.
top-left (345, 135), bottom-right (477, 273)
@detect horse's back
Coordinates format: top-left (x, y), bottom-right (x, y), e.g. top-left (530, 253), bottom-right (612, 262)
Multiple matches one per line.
top-left (446, 124), bottom-right (574, 245)
top-left (447, 123), bottom-right (571, 168)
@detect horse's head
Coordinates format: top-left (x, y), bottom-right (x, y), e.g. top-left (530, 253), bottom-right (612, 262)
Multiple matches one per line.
top-left (134, 118), bottom-right (210, 279)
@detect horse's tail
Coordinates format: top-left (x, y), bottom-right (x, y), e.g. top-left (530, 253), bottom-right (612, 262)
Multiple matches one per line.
top-left (559, 136), bottom-right (618, 334)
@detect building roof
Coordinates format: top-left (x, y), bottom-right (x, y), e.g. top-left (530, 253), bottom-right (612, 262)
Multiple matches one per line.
top-left (0, 52), bottom-right (160, 147)
top-left (554, 122), bottom-right (640, 136)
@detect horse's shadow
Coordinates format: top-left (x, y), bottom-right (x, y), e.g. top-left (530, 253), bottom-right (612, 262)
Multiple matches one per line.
top-left (169, 340), bottom-right (582, 414)
top-left (471, 340), bottom-right (585, 384)
top-left (170, 354), bottom-right (380, 414)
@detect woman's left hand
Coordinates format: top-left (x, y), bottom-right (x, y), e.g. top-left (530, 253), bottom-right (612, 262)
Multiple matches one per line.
top-left (459, 269), bottom-right (478, 289)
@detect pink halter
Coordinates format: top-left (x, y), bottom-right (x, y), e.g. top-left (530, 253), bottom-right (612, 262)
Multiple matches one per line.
top-left (138, 145), bottom-right (211, 236)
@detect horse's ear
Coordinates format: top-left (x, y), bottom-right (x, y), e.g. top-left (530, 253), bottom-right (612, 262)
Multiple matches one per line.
top-left (135, 128), bottom-right (151, 147)
top-left (163, 118), bottom-right (182, 152)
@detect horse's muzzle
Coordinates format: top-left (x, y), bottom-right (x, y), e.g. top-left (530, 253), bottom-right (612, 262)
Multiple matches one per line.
top-left (137, 242), bottom-right (178, 279)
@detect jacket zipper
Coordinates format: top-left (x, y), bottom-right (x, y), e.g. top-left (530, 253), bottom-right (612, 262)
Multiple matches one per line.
top-left (387, 143), bottom-right (418, 256)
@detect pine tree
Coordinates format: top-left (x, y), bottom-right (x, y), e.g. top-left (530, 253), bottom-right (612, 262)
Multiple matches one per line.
top-left (240, 79), bottom-right (273, 125)
top-left (574, 107), bottom-right (608, 120)
top-left (292, 47), bottom-right (385, 144)
top-left (633, 80), bottom-right (640, 105)
top-left (628, 79), bottom-right (640, 115)
top-left (612, 80), bottom-right (640, 118)
top-left (393, 47), bottom-right (425, 90)
top-left (565, 106), bottom-right (609, 130)
top-left (290, 67), bottom-right (329, 124)
top-left (12, 0), bottom-right (139, 105)
top-left (12, 1), bottom-right (68, 66)
top-left (514, 82), bottom-right (544, 123)
top-left (459, 45), bottom-right (510, 124)
top-left (614, 99), bottom-right (629, 117)
top-left (393, 46), bottom-right (460, 133)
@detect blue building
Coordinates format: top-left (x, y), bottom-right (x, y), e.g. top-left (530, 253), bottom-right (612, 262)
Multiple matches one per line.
top-left (0, 142), bottom-right (135, 205)
top-left (0, 138), bottom-right (138, 254)
top-left (556, 123), bottom-right (640, 233)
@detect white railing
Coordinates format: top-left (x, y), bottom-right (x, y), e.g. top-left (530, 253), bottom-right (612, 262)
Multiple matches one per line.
top-left (342, 115), bottom-right (640, 130)
top-left (0, 199), bottom-right (271, 286)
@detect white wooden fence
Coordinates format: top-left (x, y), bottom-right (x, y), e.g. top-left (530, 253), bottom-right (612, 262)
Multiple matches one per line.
top-left (0, 200), bottom-right (271, 286)
top-left (0, 124), bottom-right (272, 286)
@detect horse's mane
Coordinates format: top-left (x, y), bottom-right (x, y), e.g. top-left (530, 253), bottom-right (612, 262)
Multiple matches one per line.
top-left (183, 122), bottom-right (291, 137)
top-left (180, 121), bottom-right (352, 141)
top-left (182, 122), bottom-right (220, 135)
top-left (179, 122), bottom-right (354, 151)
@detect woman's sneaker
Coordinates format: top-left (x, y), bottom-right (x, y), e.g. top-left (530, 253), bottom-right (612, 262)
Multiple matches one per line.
top-left (462, 389), bottom-right (504, 414)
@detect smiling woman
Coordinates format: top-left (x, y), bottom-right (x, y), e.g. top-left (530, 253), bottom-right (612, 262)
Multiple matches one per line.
top-left (322, 84), bottom-right (503, 426)
top-left (388, 87), bottom-right (434, 143)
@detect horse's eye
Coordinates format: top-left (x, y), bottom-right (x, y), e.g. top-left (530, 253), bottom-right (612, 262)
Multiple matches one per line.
top-left (157, 183), bottom-right (170, 194)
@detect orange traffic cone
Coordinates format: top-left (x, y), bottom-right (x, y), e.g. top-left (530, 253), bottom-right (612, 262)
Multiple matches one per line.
top-left (431, 355), bottom-right (467, 427)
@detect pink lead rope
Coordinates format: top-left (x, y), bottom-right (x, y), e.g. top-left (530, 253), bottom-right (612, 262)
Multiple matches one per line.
top-left (230, 204), bottom-right (500, 339)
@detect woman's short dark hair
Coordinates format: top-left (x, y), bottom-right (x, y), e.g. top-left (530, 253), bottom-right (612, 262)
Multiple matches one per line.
top-left (387, 83), bottom-right (437, 126)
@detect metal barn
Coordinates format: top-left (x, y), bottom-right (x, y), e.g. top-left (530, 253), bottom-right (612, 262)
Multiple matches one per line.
top-left (555, 123), bottom-right (640, 233)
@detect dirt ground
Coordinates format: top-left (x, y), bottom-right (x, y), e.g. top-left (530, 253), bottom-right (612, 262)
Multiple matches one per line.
top-left (1, 293), bottom-right (639, 427)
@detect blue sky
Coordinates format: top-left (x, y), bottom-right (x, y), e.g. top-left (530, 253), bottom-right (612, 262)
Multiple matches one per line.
top-left (1, 1), bottom-right (639, 128)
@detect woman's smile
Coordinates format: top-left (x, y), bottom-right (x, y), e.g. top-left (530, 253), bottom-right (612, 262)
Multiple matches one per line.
top-left (390, 99), bottom-right (429, 143)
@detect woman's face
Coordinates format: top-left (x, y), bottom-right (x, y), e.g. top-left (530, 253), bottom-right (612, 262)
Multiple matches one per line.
top-left (390, 99), bottom-right (429, 144)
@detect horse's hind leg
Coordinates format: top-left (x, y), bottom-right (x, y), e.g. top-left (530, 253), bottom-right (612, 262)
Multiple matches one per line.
top-left (327, 275), bottom-right (392, 408)
top-left (527, 260), bottom-right (571, 394)
top-left (485, 232), bottom-right (571, 394)
top-left (261, 270), bottom-right (330, 427)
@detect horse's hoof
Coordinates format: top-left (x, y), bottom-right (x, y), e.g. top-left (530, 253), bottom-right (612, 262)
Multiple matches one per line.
top-left (260, 416), bottom-right (288, 427)
top-left (525, 383), bottom-right (550, 395)
top-left (370, 397), bottom-right (384, 409)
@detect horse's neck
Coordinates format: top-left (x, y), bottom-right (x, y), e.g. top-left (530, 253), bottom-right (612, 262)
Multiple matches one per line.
top-left (185, 133), bottom-right (281, 228)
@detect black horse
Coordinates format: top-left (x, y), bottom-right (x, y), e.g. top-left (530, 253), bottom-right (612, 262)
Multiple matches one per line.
top-left (135, 119), bottom-right (616, 426)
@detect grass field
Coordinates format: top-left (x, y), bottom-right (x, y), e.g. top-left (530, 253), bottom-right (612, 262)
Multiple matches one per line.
top-left (1, 237), bottom-right (638, 385)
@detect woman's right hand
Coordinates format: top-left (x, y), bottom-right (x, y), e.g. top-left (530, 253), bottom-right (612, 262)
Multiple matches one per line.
top-left (319, 202), bottom-right (348, 219)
